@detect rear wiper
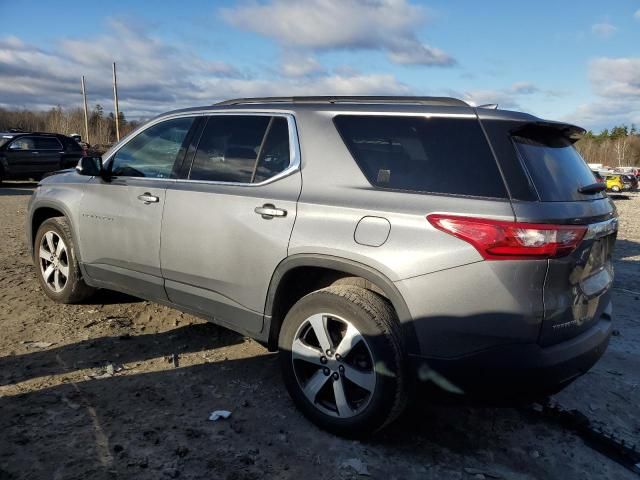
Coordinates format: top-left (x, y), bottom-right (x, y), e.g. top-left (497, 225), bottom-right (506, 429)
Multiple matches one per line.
top-left (578, 182), bottom-right (606, 194)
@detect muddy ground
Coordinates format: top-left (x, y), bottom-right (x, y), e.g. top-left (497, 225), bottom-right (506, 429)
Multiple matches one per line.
top-left (0, 182), bottom-right (638, 480)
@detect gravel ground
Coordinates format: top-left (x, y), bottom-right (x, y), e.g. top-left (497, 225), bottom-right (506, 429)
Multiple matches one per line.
top-left (0, 182), bottom-right (638, 480)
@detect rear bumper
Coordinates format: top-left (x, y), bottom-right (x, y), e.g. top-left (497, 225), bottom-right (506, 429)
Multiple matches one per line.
top-left (409, 314), bottom-right (612, 396)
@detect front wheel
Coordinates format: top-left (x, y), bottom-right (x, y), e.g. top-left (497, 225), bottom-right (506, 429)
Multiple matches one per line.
top-left (34, 217), bottom-right (95, 303)
top-left (279, 286), bottom-right (407, 436)
top-left (611, 185), bottom-right (620, 192)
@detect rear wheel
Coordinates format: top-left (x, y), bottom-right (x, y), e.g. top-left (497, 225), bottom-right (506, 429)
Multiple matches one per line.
top-left (34, 217), bottom-right (95, 303)
top-left (279, 286), bottom-right (407, 436)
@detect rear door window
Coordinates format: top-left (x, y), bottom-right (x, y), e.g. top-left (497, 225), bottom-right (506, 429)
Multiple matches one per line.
top-left (189, 115), bottom-right (291, 183)
top-left (513, 128), bottom-right (604, 201)
top-left (333, 115), bottom-right (508, 198)
top-left (34, 137), bottom-right (63, 150)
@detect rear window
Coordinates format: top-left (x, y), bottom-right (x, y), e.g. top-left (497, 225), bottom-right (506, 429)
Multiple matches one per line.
top-left (513, 128), bottom-right (604, 201)
top-left (334, 115), bottom-right (508, 198)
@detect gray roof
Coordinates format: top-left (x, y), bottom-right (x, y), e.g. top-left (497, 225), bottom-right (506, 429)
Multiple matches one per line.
top-left (151, 96), bottom-right (580, 131)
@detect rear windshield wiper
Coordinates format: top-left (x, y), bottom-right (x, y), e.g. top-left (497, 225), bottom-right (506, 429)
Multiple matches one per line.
top-left (578, 182), bottom-right (606, 194)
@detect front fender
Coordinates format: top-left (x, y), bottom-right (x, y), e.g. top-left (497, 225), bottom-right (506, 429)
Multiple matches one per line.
top-left (27, 179), bottom-right (87, 262)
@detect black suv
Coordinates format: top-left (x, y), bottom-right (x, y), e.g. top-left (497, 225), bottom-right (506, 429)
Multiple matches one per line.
top-left (0, 132), bottom-right (84, 184)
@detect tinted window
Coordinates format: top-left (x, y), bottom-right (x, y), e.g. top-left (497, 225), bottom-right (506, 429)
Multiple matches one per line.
top-left (253, 117), bottom-right (290, 183)
top-left (111, 117), bottom-right (193, 178)
top-left (334, 115), bottom-right (507, 198)
top-left (513, 128), bottom-right (604, 201)
top-left (63, 137), bottom-right (83, 152)
top-left (9, 137), bottom-right (35, 150)
top-left (34, 137), bottom-right (63, 150)
top-left (190, 115), bottom-right (290, 183)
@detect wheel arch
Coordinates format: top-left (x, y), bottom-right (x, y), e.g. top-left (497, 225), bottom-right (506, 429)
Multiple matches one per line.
top-left (264, 254), bottom-right (418, 354)
top-left (29, 201), bottom-right (78, 261)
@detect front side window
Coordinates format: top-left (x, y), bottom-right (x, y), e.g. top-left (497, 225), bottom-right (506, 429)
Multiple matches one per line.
top-left (9, 137), bottom-right (36, 150)
top-left (110, 117), bottom-right (194, 178)
top-left (189, 115), bottom-right (291, 183)
top-left (334, 115), bottom-right (508, 198)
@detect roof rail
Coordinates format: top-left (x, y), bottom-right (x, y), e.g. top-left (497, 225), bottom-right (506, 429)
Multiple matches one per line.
top-left (215, 96), bottom-right (469, 107)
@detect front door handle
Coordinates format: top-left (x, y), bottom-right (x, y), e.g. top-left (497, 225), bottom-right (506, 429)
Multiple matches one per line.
top-left (137, 192), bottom-right (160, 204)
top-left (255, 204), bottom-right (287, 219)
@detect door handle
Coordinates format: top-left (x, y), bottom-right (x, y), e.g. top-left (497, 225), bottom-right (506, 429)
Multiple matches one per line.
top-left (137, 192), bottom-right (160, 204)
top-left (255, 204), bottom-right (287, 219)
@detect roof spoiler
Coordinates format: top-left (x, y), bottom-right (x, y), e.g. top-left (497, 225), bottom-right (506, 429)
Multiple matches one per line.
top-left (511, 120), bottom-right (586, 143)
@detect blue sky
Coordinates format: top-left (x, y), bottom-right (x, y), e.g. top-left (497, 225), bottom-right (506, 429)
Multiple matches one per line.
top-left (1, 0), bottom-right (639, 130)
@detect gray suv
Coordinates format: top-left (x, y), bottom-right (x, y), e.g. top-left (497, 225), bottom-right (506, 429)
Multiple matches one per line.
top-left (26, 96), bottom-right (617, 435)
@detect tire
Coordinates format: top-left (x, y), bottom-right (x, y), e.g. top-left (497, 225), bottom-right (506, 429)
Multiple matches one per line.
top-left (34, 217), bottom-right (95, 303)
top-left (611, 185), bottom-right (620, 192)
top-left (279, 285), bottom-right (408, 436)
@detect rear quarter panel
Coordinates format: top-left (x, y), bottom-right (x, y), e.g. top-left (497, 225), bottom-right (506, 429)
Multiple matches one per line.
top-left (288, 109), bottom-right (517, 282)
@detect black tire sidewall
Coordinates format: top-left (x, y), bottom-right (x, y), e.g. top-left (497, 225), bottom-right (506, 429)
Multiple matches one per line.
top-left (279, 289), bottom-right (402, 436)
top-left (34, 218), bottom-right (82, 303)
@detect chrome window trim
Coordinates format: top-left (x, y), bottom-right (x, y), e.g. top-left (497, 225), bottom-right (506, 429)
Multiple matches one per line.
top-left (102, 110), bottom-right (301, 187)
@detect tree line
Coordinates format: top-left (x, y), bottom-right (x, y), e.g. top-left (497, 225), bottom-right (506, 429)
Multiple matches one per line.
top-left (575, 125), bottom-right (640, 167)
top-left (0, 105), bottom-right (140, 147)
top-left (1, 106), bottom-right (639, 167)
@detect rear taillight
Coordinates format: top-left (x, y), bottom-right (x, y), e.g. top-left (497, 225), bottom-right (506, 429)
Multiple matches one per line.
top-left (427, 214), bottom-right (587, 260)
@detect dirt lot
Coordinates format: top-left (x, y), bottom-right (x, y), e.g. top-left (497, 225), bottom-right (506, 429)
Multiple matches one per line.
top-left (0, 182), bottom-right (638, 480)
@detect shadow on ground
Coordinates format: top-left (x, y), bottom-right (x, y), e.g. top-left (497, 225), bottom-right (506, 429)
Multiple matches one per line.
top-left (1, 321), bottom-right (627, 480)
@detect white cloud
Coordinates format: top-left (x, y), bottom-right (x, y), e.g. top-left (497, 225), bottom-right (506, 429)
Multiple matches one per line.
top-left (589, 57), bottom-right (640, 98)
top-left (460, 82), bottom-right (552, 110)
top-left (221, 0), bottom-right (455, 66)
top-left (634, 9), bottom-right (640, 20)
top-left (591, 21), bottom-right (617, 38)
top-left (0, 20), bottom-right (410, 118)
top-left (280, 54), bottom-right (325, 77)
top-left (564, 57), bottom-right (640, 129)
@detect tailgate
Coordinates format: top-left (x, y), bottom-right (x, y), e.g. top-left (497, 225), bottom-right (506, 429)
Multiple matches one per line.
top-left (541, 217), bottom-right (617, 345)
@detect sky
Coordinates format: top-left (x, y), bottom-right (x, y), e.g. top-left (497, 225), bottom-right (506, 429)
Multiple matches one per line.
top-left (0, 0), bottom-right (638, 131)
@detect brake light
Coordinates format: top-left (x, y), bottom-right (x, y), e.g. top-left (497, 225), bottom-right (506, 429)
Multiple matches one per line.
top-left (427, 214), bottom-right (587, 260)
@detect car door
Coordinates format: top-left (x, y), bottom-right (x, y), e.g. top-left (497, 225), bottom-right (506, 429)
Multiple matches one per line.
top-left (5, 136), bottom-right (62, 175)
top-left (78, 116), bottom-right (196, 300)
top-left (160, 113), bottom-right (301, 334)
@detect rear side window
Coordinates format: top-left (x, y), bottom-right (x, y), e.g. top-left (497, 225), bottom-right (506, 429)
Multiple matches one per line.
top-left (513, 128), bottom-right (603, 201)
top-left (189, 115), bottom-right (291, 183)
top-left (63, 137), bottom-right (83, 152)
top-left (334, 115), bottom-right (507, 198)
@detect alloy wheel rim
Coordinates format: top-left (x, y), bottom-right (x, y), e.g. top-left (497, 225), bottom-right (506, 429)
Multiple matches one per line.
top-left (39, 231), bottom-right (69, 293)
top-left (291, 313), bottom-right (376, 418)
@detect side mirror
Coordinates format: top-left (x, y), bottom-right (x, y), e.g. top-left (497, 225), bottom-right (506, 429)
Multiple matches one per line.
top-left (76, 156), bottom-right (106, 178)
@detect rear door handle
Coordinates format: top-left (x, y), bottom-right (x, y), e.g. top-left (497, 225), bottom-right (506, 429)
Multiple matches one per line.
top-left (255, 204), bottom-right (287, 219)
top-left (137, 192), bottom-right (160, 204)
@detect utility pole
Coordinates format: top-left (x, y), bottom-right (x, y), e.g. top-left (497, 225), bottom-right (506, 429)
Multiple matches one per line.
top-left (112, 62), bottom-right (120, 142)
top-left (81, 75), bottom-right (90, 144)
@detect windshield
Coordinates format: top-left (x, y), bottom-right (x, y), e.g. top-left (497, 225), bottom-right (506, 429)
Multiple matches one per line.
top-left (513, 128), bottom-right (604, 201)
top-left (0, 136), bottom-right (14, 148)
